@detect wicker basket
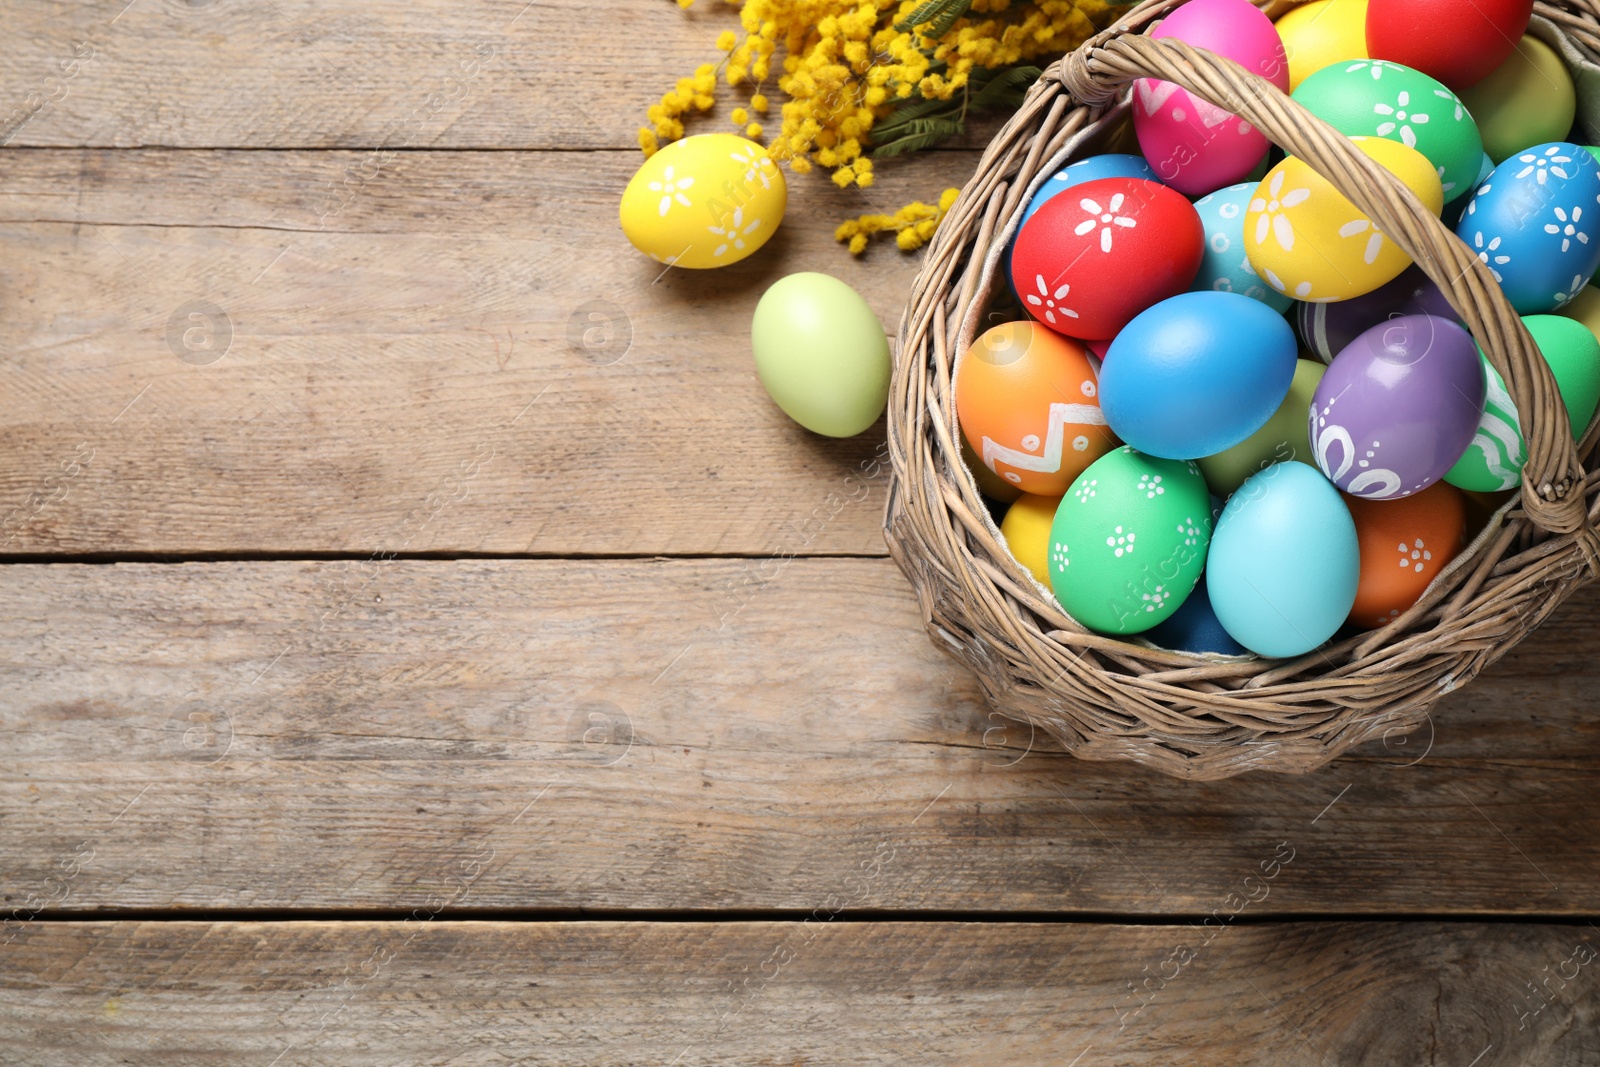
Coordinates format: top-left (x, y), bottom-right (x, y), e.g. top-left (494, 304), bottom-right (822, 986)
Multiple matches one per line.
top-left (884, 0), bottom-right (1600, 780)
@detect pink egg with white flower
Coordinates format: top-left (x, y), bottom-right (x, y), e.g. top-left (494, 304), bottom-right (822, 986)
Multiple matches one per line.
top-left (1133, 0), bottom-right (1290, 196)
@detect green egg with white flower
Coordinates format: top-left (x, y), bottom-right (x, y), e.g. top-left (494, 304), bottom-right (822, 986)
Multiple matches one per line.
top-left (1047, 446), bottom-right (1213, 635)
top-left (1292, 59), bottom-right (1483, 203)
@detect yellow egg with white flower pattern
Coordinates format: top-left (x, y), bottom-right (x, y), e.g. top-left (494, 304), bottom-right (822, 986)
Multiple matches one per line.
top-left (619, 134), bottom-right (787, 269)
top-left (1244, 136), bottom-right (1443, 303)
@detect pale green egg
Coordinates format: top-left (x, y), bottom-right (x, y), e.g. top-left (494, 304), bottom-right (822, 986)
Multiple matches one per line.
top-left (1458, 35), bottom-right (1576, 163)
top-left (751, 272), bottom-right (891, 438)
top-left (1198, 359), bottom-right (1326, 496)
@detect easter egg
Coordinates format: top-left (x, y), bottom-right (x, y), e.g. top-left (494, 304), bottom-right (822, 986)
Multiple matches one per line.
top-left (1276, 0), bottom-right (1370, 92)
top-left (962, 437), bottom-right (1023, 504)
top-left (1133, 0), bottom-right (1289, 196)
top-left (1446, 315), bottom-right (1600, 491)
top-left (1535, 315), bottom-right (1600, 438)
top-left (750, 272), bottom-right (889, 437)
top-left (999, 493), bottom-right (1062, 587)
top-left (1456, 143), bottom-right (1600, 314)
top-left (1209, 462), bottom-right (1359, 657)
top-left (1442, 151), bottom-right (1497, 228)
top-left (1310, 314), bottom-right (1485, 499)
top-left (619, 134), bottom-right (786, 269)
top-left (1365, 0), bottom-right (1532, 90)
top-left (1296, 264), bottom-right (1457, 363)
top-left (1245, 136), bottom-right (1443, 303)
top-left (1010, 177), bottom-right (1205, 340)
top-left (1346, 481), bottom-right (1468, 628)
top-left (1198, 359), bottom-right (1327, 496)
top-left (1144, 571), bottom-right (1248, 656)
top-left (1191, 182), bottom-right (1293, 311)
top-left (1558, 284), bottom-right (1600, 342)
top-left (1444, 357), bottom-right (1525, 492)
top-left (1458, 36), bottom-right (1576, 162)
top-left (1048, 447), bottom-right (1212, 634)
top-left (1101, 291), bottom-right (1298, 460)
top-left (1293, 60), bottom-right (1483, 203)
top-left (955, 322), bottom-right (1117, 495)
top-left (1013, 155), bottom-right (1160, 247)
top-left (1005, 154), bottom-right (1160, 298)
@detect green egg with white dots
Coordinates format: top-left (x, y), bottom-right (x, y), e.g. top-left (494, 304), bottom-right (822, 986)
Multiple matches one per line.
top-left (1047, 446), bottom-right (1213, 635)
top-left (1292, 60), bottom-right (1483, 203)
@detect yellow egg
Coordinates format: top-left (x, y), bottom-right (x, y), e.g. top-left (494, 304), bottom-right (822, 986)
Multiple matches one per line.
top-left (619, 134), bottom-right (786, 269)
top-left (1275, 0), bottom-right (1370, 91)
top-left (1244, 136), bottom-right (1443, 303)
top-left (999, 493), bottom-right (1062, 587)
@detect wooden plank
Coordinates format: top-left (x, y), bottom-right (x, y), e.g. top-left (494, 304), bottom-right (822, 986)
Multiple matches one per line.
top-left (0, 0), bottom-right (1005, 151)
top-left (0, 147), bottom-right (973, 555)
top-left (4, 558), bottom-right (1600, 916)
top-left (0, 0), bottom-right (761, 150)
top-left (3, 920), bottom-right (1596, 1065)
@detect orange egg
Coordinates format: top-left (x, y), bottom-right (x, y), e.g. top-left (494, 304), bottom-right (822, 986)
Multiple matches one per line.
top-left (954, 322), bottom-right (1117, 496)
top-left (1346, 481), bottom-right (1468, 629)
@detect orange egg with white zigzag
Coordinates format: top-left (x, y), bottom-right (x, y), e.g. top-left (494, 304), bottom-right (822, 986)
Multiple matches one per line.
top-left (955, 322), bottom-right (1119, 497)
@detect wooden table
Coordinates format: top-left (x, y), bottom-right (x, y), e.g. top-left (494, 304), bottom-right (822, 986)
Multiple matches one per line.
top-left (2, 3), bottom-right (1598, 1063)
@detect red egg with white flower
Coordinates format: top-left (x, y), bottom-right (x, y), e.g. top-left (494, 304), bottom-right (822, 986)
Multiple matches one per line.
top-left (1010, 177), bottom-right (1205, 341)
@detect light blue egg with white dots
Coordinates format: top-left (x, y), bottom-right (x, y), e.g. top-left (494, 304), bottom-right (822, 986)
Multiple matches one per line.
top-left (1190, 182), bottom-right (1292, 312)
top-left (1006, 154), bottom-right (1159, 297)
top-left (1455, 142), bottom-right (1600, 314)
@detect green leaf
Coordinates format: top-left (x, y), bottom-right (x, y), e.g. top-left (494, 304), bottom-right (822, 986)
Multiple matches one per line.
top-left (870, 116), bottom-right (967, 159)
top-left (968, 65), bottom-right (1042, 112)
top-left (894, 0), bottom-right (971, 38)
top-left (870, 95), bottom-right (961, 140)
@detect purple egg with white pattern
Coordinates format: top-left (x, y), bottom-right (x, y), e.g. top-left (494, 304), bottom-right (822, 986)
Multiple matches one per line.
top-left (1296, 265), bottom-right (1459, 363)
top-left (1310, 314), bottom-right (1485, 499)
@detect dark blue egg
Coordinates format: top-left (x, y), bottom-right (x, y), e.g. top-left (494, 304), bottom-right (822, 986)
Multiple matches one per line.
top-left (1145, 571), bottom-right (1247, 656)
top-left (1101, 291), bottom-right (1298, 460)
top-left (1005, 154), bottom-right (1159, 298)
top-left (1455, 143), bottom-right (1600, 314)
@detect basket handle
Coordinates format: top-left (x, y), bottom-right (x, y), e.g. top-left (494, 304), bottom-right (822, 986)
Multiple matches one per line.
top-left (1055, 21), bottom-right (1592, 538)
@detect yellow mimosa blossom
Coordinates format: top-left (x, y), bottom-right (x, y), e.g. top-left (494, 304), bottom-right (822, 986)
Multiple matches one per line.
top-left (651, 0), bottom-right (1122, 253)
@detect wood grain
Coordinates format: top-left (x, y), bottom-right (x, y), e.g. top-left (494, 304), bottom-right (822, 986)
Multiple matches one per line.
top-left (4, 558), bottom-right (1599, 916)
top-left (0, 0), bottom-right (763, 150)
top-left (3, 920), bottom-right (1597, 1065)
top-left (0, 147), bottom-right (976, 555)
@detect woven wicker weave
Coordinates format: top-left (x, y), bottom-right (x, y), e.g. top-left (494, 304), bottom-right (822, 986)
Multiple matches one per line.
top-left (884, 0), bottom-right (1600, 780)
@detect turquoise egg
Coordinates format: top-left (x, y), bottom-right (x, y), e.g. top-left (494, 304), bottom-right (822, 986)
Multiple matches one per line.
top-left (1190, 183), bottom-right (1292, 312)
top-left (1207, 462), bottom-right (1359, 658)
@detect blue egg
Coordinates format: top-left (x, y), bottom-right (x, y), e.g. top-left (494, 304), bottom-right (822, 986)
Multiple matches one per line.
top-left (1005, 154), bottom-right (1159, 297)
top-left (1101, 291), bottom-right (1298, 460)
top-left (1145, 571), bottom-right (1247, 656)
top-left (1190, 183), bottom-right (1292, 312)
top-left (1208, 462), bottom-right (1359, 658)
top-left (1456, 142), bottom-right (1600, 313)
top-left (1442, 151), bottom-right (1495, 229)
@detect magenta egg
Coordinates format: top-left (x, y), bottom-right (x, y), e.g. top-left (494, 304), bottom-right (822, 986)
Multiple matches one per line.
top-left (1310, 315), bottom-right (1486, 500)
top-left (1134, 0), bottom-right (1289, 196)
